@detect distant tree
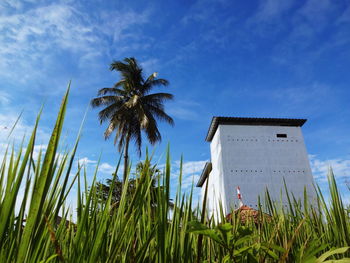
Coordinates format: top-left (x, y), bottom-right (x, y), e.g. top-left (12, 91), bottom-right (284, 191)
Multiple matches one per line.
top-left (96, 177), bottom-right (135, 209)
top-left (135, 160), bottom-right (161, 178)
top-left (96, 161), bottom-right (173, 210)
top-left (91, 57), bottom-right (174, 184)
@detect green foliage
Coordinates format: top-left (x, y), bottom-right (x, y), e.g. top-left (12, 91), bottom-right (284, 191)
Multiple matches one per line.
top-left (95, 159), bottom-right (173, 210)
top-left (0, 88), bottom-right (350, 262)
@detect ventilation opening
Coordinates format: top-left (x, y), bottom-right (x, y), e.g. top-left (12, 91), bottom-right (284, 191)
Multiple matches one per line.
top-left (276, 134), bottom-right (287, 138)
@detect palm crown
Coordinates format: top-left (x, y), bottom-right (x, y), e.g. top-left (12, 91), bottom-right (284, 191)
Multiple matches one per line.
top-left (91, 57), bottom-right (174, 180)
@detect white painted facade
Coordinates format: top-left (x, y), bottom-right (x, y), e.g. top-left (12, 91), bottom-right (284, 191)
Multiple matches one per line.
top-left (198, 119), bottom-right (317, 218)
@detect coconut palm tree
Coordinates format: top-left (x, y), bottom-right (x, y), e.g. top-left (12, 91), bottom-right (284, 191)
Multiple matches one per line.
top-left (91, 57), bottom-right (174, 182)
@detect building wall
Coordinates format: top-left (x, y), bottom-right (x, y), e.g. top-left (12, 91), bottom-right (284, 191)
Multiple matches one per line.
top-left (211, 124), bottom-right (316, 214)
top-left (202, 127), bottom-right (227, 219)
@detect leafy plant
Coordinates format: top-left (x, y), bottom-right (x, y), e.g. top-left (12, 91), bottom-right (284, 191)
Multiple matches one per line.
top-left (188, 221), bottom-right (283, 262)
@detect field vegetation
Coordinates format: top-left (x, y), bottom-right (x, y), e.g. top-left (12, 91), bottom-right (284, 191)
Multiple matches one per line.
top-left (0, 88), bottom-right (349, 262)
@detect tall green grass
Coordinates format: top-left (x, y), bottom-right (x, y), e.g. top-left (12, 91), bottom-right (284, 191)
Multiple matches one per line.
top-left (0, 88), bottom-right (349, 262)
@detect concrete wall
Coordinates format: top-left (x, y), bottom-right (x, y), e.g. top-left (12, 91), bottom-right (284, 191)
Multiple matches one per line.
top-left (202, 127), bottom-right (227, 218)
top-left (208, 124), bottom-right (316, 215)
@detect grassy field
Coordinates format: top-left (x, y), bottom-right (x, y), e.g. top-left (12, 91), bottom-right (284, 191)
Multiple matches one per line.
top-left (0, 89), bottom-right (349, 262)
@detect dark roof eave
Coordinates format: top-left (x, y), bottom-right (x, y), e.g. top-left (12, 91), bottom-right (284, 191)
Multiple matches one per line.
top-left (196, 162), bottom-right (212, 187)
top-left (206, 117), bottom-right (307, 142)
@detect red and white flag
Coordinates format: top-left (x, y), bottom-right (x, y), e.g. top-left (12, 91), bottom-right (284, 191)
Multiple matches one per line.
top-left (237, 186), bottom-right (244, 208)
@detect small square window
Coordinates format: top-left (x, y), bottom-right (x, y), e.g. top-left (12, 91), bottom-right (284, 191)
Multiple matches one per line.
top-left (277, 134), bottom-right (287, 138)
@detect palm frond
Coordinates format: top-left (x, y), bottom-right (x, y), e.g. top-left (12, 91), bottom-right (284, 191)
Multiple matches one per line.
top-left (142, 109), bottom-right (161, 144)
top-left (104, 121), bottom-right (116, 139)
top-left (91, 96), bottom-right (122, 108)
top-left (130, 122), bottom-right (142, 155)
top-left (147, 105), bottom-right (174, 126)
top-left (97, 103), bottom-right (119, 124)
top-left (97, 88), bottom-right (117, 96)
top-left (142, 93), bottom-right (174, 103)
top-left (148, 78), bottom-right (169, 87)
top-left (143, 78), bottom-right (169, 94)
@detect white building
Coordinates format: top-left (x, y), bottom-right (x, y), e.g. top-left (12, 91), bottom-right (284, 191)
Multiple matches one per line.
top-left (196, 117), bottom-right (317, 218)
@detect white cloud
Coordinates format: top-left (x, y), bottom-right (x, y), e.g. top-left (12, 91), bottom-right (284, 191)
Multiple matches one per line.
top-left (78, 157), bottom-right (97, 166)
top-left (0, 2), bottom-right (150, 83)
top-left (0, 91), bottom-right (11, 105)
top-left (0, 112), bottom-right (50, 145)
top-left (75, 157), bottom-right (119, 175)
top-left (1, 0), bottom-right (24, 10)
top-left (75, 157), bottom-right (118, 175)
top-left (166, 159), bottom-right (207, 208)
top-left (0, 4), bottom-right (93, 52)
top-left (0, 110), bottom-right (61, 176)
top-left (180, 160), bottom-right (207, 176)
top-left (32, 144), bottom-right (47, 161)
top-left (0, 92), bottom-right (11, 105)
top-left (167, 100), bottom-right (201, 121)
top-left (171, 159), bottom-right (207, 189)
top-left (99, 162), bottom-right (116, 174)
top-left (310, 154), bottom-right (350, 183)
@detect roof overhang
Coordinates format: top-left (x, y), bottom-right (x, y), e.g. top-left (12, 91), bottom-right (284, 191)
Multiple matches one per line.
top-left (196, 162), bottom-right (212, 187)
top-left (206, 117), bottom-right (307, 142)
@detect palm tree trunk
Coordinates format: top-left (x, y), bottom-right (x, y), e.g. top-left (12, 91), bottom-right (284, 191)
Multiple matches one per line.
top-left (123, 134), bottom-right (130, 183)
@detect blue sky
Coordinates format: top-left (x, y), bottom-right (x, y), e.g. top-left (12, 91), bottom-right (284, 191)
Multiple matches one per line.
top-left (0, 0), bottom-right (350, 205)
